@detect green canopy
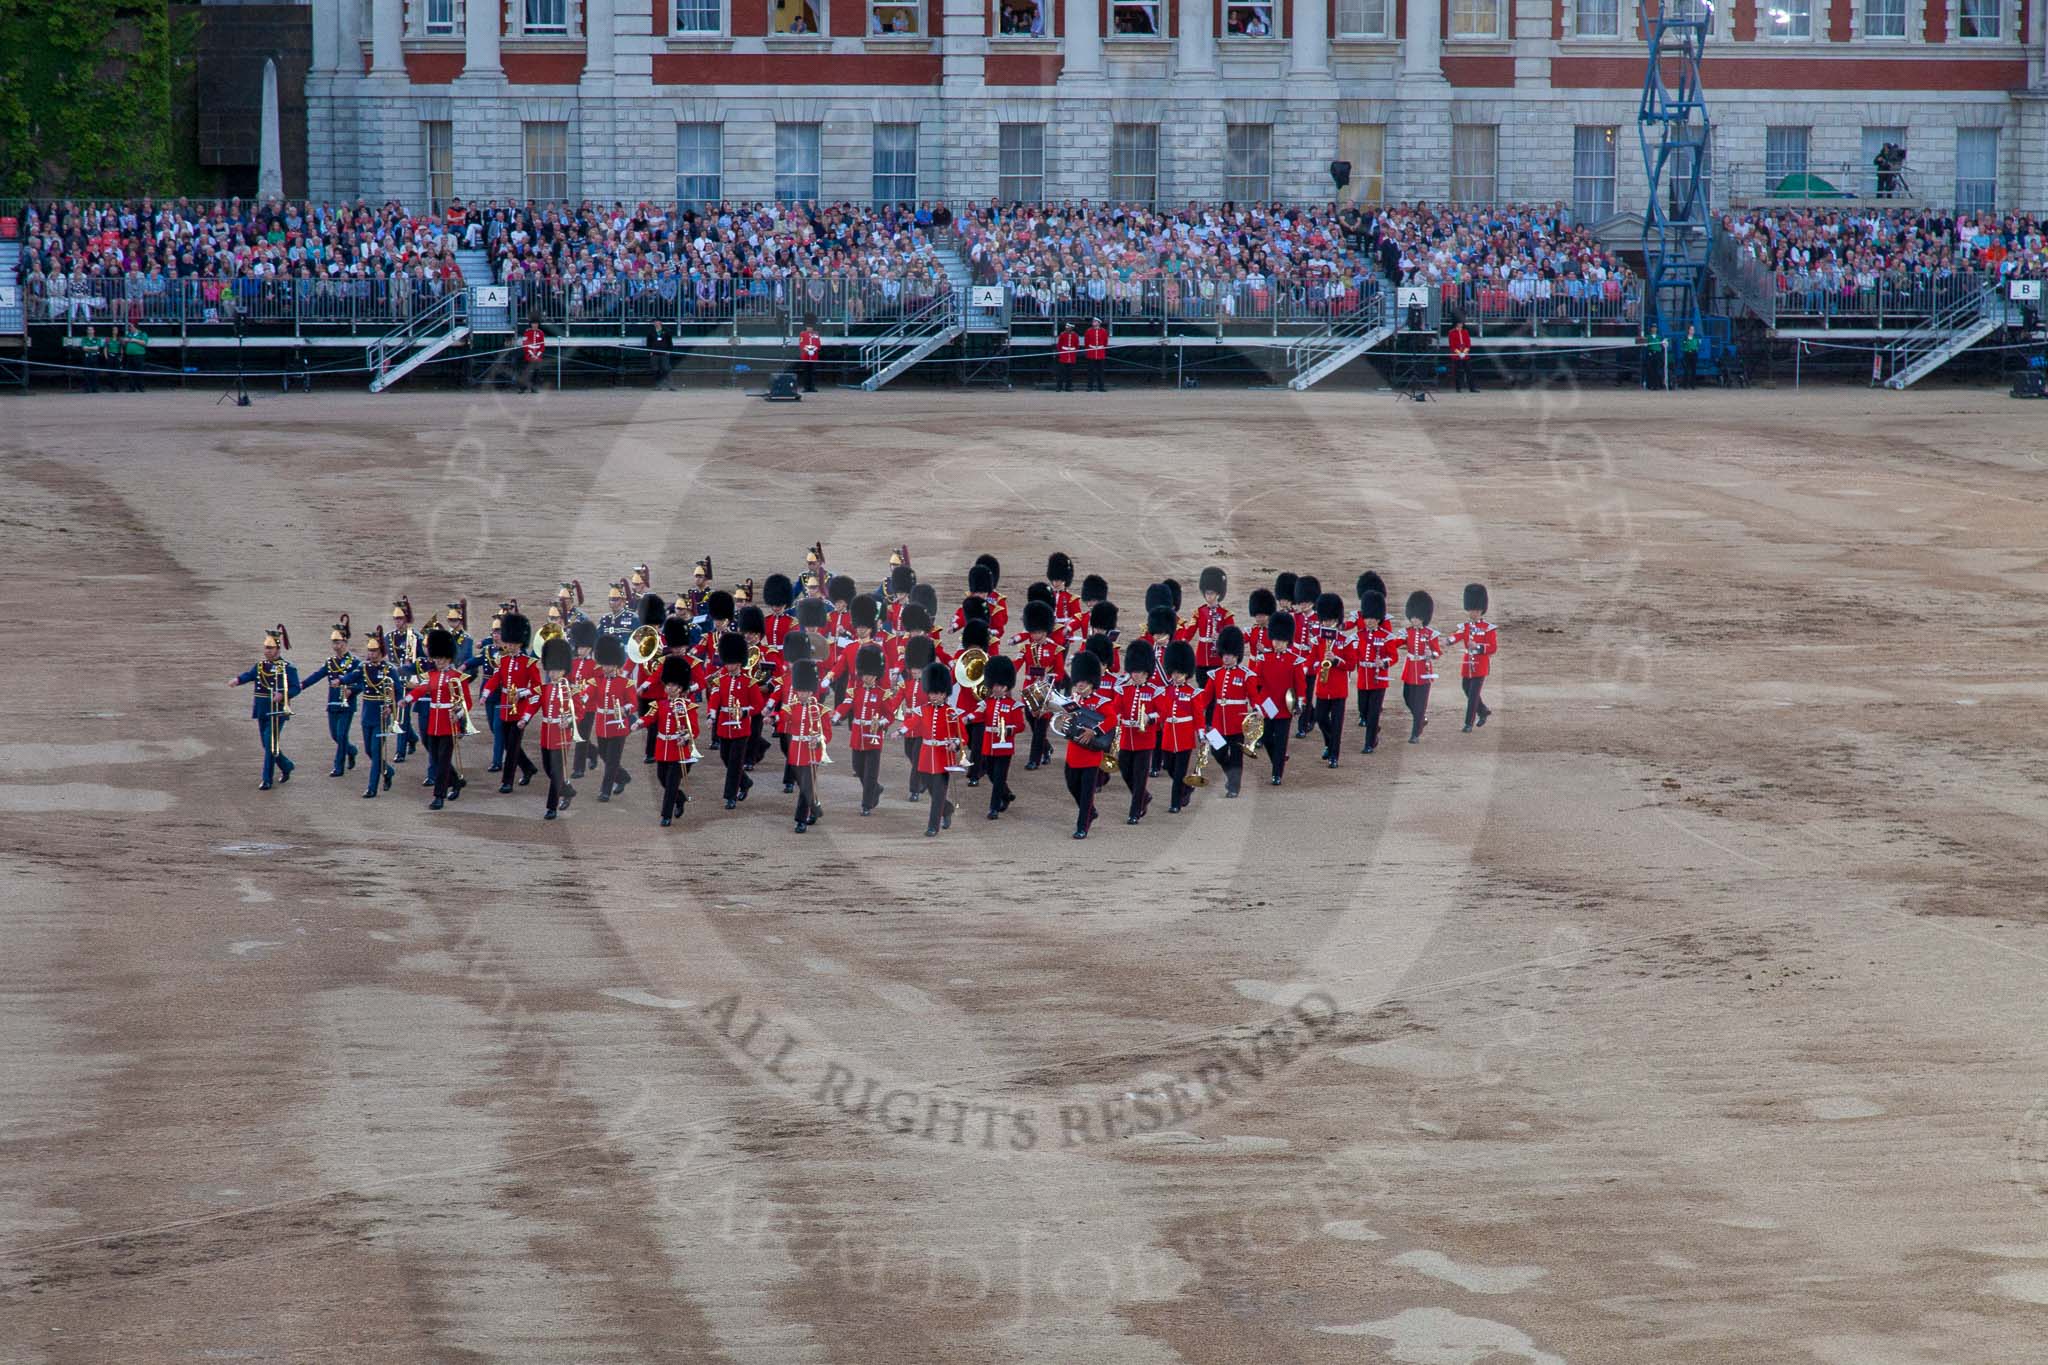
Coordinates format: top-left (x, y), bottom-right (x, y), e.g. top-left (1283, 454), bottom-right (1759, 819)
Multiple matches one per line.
top-left (1770, 171), bottom-right (1845, 199)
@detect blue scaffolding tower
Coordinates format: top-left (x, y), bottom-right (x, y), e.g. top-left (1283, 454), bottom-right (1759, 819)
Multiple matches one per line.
top-left (1638, 0), bottom-right (1714, 345)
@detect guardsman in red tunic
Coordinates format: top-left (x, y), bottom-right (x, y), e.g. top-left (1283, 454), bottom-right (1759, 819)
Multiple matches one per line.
top-left (1248, 609), bottom-right (1300, 784)
top-left (1055, 321), bottom-right (1081, 391)
top-left (899, 661), bottom-right (968, 837)
top-left (882, 562), bottom-right (915, 632)
top-left (690, 590), bottom-right (736, 671)
top-left (1199, 625), bottom-right (1256, 798)
top-left (1388, 590), bottom-right (1446, 744)
top-left (581, 634), bottom-right (640, 801)
top-left (706, 630), bottom-right (766, 808)
top-left (1075, 575), bottom-right (1111, 648)
top-left (892, 633), bottom-right (936, 801)
top-left (773, 631), bottom-right (822, 792)
top-left (1082, 315), bottom-right (1109, 391)
top-left (404, 627), bottom-right (474, 809)
top-left (834, 642), bottom-right (897, 816)
top-left (1045, 553), bottom-right (1081, 636)
top-left (529, 635), bottom-right (582, 818)
top-left (1307, 592), bottom-right (1362, 767)
top-left (1191, 566), bottom-right (1235, 681)
top-left (977, 655), bottom-right (1028, 819)
top-left (1446, 582), bottom-right (1498, 732)
top-left (824, 575), bottom-right (859, 702)
top-left (1351, 574), bottom-right (1395, 754)
top-left (635, 655), bottom-right (699, 827)
top-left (1013, 598), bottom-right (1065, 769)
top-left (1114, 640), bottom-right (1162, 823)
top-left (779, 659), bottom-right (833, 832)
top-left (518, 323), bottom-right (546, 393)
top-left (735, 604), bottom-right (783, 768)
top-left (1240, 588), bottom-right (1275, 664)
top-left (485, 612), bottom-right (543, 792)
top-left (759, 575), bottom-right (797, 648)
top-left (633, 592), bottom-right (669, 766)
top-left (797, 317), bottom-right (822, 392)
top-left (1288, 576), bottom-right (1321, 739)
top-left (1155, 640), bottom-right (1205, 813)
top-left (975, 555), bottom-right (1010, 639)
top-left (1059, 651), bottom-right (1118, 839)
top-left (1448, 318), bottom-right (1476, 394)
top-left (567, 619), bottom-right (603, 779)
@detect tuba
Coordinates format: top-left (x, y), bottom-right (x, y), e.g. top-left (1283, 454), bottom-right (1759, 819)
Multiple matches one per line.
top-left (534, 621), bottom-right (566, 656)
top-left (626, 624), bottom-right (663, 669)
top-left (952, 647), bottom-right (989, 700)
top-left (1241, 705), bottom-right (1266, 752)
top-left (745, 645), bottom-right (777, 688)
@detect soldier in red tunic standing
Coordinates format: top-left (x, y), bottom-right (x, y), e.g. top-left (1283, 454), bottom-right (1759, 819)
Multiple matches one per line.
top-left (1445, 582), bottom-right (1498, 732)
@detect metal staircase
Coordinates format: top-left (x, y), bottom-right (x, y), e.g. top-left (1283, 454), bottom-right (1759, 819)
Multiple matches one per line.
top-left (859, 288), bottom-right (962, 391)
top-left (366, 292), bottom-right (471, 393)
top-left (1285, 289), bottom-right (1398, 390)
top-left (0, 238), bottom-right (22, 337)
top-left (1883, 283), bottom-right (2003, 390)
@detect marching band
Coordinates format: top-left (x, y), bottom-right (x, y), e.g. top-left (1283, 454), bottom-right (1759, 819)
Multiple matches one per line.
top-left (229, 548), bottom-right (1499, 836)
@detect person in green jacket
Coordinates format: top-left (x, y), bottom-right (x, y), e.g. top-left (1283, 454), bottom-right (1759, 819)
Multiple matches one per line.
top-left (79, 326), bottom-right (103, 393)
top-left (123, 322), bottom-right (149, 392)
top-left (1681, 323), bottom-right (1701, 389)
top-left (1641, 331), bottom-right (1667, 391)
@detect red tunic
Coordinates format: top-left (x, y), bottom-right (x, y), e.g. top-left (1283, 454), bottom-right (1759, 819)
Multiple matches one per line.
top-left (1061, 689), bottom-right (1121, 770)
top-left (1083, 325), bottom-right (1109, 359)
top-left (1307, 628), bottom-right (1361, 701)
top-left (1057, 329), bottom-right (1080, 363)
top-left (777, 696), bottom-right (834, 767)
top-left (1154, 683), bottom-right (1203, 753)
top-left (1199, 664), bottom-right (1256, 737)
top-left (901, 702), bottom-right (968, 775)
top-left (799, 328), bottom-right (822, 361)
top-left (1010, 634), bottom-right (1066, 687)
top-left (978, 696), bottom-right (1029, 755)
top-left (1390, 626), bottom-right (1445, 685)
top-left (835, 682), bottom-right (899, 752)
top-left (405, 669), bottom-right (474, 737)
top-left (582, 672), bottom-right (641, 738)
top-left (486, 653), bottom-right (543, 722)
top-left (759, 612), bottom-right (795, 648)
top-left (703, 670), bottom-right (765, 740)
top-left (1446, 619), bottom-right (1498, 679)
top-left (1114, 680), bottom-right (1162, 752)
top-left (641, 693), bottom-right (701, 763)
top-left (1351, 618), bottom-right (1395, 691)
top-left (1248, 651), bottom-right (1300, 719)
top-left (532, 677), bottom-right (581, 750)
top-left (1191, 603), bottom-right (1235, 670)
top-left (950, 594), bottom-right (1010, 639)
top-left (1243, 622), bottom-right (1272, 663)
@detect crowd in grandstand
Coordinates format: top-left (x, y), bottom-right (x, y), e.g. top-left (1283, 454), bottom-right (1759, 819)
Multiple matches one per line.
top-left (1361, 201), bottom-right (1640, 322)
top-left (1717, 206), bottom-right (2048, 311)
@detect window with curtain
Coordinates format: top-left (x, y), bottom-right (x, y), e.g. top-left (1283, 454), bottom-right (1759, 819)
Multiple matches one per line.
top-left (1226, 0), bottom-right (1275, 35)
top-left (523, 122), bottom-right (568, 201)
top-left (1112, 0), bottom-right (1162, 34)
top-left (1955, 128), bottom-right (1998, 212)
top-left (1763, 126), bottom-right (1809, 187)
top-left (996, 0), bottom-right (1048, 34)
top-left (1575, 0), bottom-right (1618, 36)
top-left (1765, 0), bottom-right (1811, 37)
top-left (1573, 126), bottom-right (1617, 224)
top-left (675, 0), bottom-right (722, 33)
top-left (1224, 125), bottom-right (1272, 202)
top-left (1335, 0), bottom-right (1387, 35)
top-left (1450, 0), bottom-right (1500, 37)
top-left (873, 124), bottom-right (918, 204)
top-left (423, 122), bottom-right (453, 213)
top-left (524, 0), bottom-right (569, 33)
top-left (1337, 123), bottom-right (1385, 203)
top-left (775, 123), bottom-right (822, 203)
top-left (676, 124), bottom-right (722, 206)
top-left (1450, 125), bottom-right (1497, 205)
top-left (1959, 0), bottom-right (2001, 37)
top-left (999, 123), bottom-right (1045, 201)
top-left (870, 0), bottom-right (922, 33)
top-left (772, 0), bottom-right (825, 33)
top-left (424, 0), bottom-right (457, 34)
top-left (1111, 124), bottom-right (1159, 203)
top-left (1863, 0), bottom-right (1905, 36)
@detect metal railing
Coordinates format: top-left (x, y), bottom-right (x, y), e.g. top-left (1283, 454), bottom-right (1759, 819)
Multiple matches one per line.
top-left (1883, 279), bottom-right (2002, 387)
top-left (19, 275), bottom-right (469, 334)
top-left (1710, 232), bottom-right (1778, 328)
top-left (859, 288), bottom-right (960, 381)
top-left (1770, 270), bottom-right (1997, 329)
top-left (1003, 276), bottom-right (1387, 332)
top-left (1437, 280), bottom-right (1640, 335)
top-left (1721, 160), bottom-right (1923, 204)
top-left (367, 291), bottom-right (468, 383)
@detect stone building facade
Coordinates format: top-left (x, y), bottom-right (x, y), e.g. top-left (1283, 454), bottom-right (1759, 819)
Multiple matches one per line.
top-left (308, 0), bottom-right (2048, 212)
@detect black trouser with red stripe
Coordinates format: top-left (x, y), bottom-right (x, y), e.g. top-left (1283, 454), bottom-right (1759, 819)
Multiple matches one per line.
top-left (1120, 748), bottom-right (1152, 819)
top-left (1404, 682), bottom-right (1431, 739)
top-left (427, 734), bottom-right (457, 801)
top-left (851, 748), bottom-right (883, 811)
top-left (1162, 748), bottom-right (1194, 808)
top-left (1218, 735), bottom-right (1244, 795)
top-left (657, 759), bottom-right (686, 820)
top-left (1027, 714), bottom-right (1053, 766)
top-left (542, 747), bottom-right (573, 812)
top-left (1314, 697), bottom-right (1346, 759)
top-left (1262, 719), bottom-right (1290, 780)
top-left (720, 737), bottom-right (752, 802)
top-left (902, 735), bottom-right (924, 797)
top-left (1066, 763), bottom-right (1098, 833)
top-left (984, 753), bottom-right (1014, 814)
top-left (1357, 687), bottom-right (1386, 750)
top-left (501, 720), bottom-right (538, 783)
top-left (1462, 675), bottom-right (1490, 727)
top-left (793, 765), bottom-right (818, 824)
top-left (923, 772), bottom-right (951, 834)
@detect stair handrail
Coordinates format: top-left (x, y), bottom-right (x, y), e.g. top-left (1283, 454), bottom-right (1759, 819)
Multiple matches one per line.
top-left (1884, 280), bottom-right (1999, 383)
top-left (859, 289), bottom-right (955, 373)
top-left (367, 291), bottom-right (467, 380)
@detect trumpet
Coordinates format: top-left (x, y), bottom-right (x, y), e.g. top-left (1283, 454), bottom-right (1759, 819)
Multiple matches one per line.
top-left (1188, 740), bottom-right (1211, 787)
top-left (953, 647), bottom-right (989, 701)
top-left (448, 675), bottom-right (482, 737)
top-left (626, 624), bottom-right (663, 669)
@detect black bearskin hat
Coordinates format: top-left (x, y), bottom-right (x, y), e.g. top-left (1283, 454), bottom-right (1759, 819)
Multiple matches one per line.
top-left (899, 603), bottom-right (932, 635)
top-left (662, 616), bottom-right (691, 648)
top-left (1163, 639), bottom-right (1196, 676)
top-left (1358, 571), bottom-right (1386, 602)
top-left (910, 582), bottom-right (938, 616)
top-left (763, 573), bottom-right (794, 609)
top-left (1360, 591), bottom-right (1387, 622)
top-left (1294, 575), bottom-right (1320, 606)
top-left (1023, 599), bottom-right (1056, 634)
top-left (850, 594), bottom-right (878, 630)
top-left (639, 593), bottom-right (667, 626)
top-left (795, 597), bottom-right (829, 631)
top-left (595, 634), bottom-right (627, 667)
top-left (569, 618), bottom-right (599, 649)
top-left (1274, 571), bottom-right (1298, 603)
top-left (1068, 650), bottom-right (1103, 688)
top-left (1026, 580), bottom-right (1054, 606)
top-left (499, 612), bottom-right (532, 647)
top-left (736, 605), bottom-right (767, 636)
top-left (1090, 601), bottom-right (1118, 634)
top-left (1124, 639), bottom-right (1156, 677)
top-left (717, 632), bottom-right (749, 666)
top-left (961, 621), bottom-right (991, 652)
top-left (541, 636), bottom-right (572, 672)
top-left (425, 627), bottom-right (456, 661)
top-left (1406, 590), bottom-right (1435, 625)
top-left (983, 655), bottom-right (1017, 689)
top-left (1164, 578), bottom-right (1183, 610)
top-left (1316, 592), bottom-right (1344, 623)
top-left (661, 655), bottom-right (693, 689)
top-left (1216, 625), bottom-right (1245, 660)
top-left (792, 659), bottom-right (820, 693)
top-left (1080, 573), bottom-right (1109, 604)
top-left (827, 574), bottom-right (856, 606)
top-left (704, 589), bottom-right (735, 623)
top-left (1464, 583), bottom-right (1488, 613)
top-left (1248, 588), bottom-right (1277, 618)
top-left (1199, 566), bottom-right (1227, 597)
top-left (1084, 634), bottom-right (1115, 669)
top-left (888, 564), bottom-right (916, 595)
top-left (960, 595), bottom-right (991, 624)
top-left (1146, 606), bottom-right (1177, 638)
top-left (1144, 582), bottom-right (1172, 613)
top-left (968, 562), bottom-right (996, 595)
top-left (974, 553), bottom-right (1001, 587)
top-left (855, 642), bottom-right (885, 678)
top-left (922, 661), bottom-right (953, 696)
top-left (782, 631), bottom-right (814, 663)
top-left (1268, 610), bottom-right (1296, 644)
top-left (905, 634), bottom-right (935, 670)
top-left (1047, 551), bottom-right (1075, 585)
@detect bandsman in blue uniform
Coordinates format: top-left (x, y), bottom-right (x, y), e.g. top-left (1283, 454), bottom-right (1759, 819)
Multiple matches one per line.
top-left (555, 580), bottom-right (591, 629)
top-left (340, 628), bottom-right (402, 797)
top-left (598, 580), bottom-right (637, 643)
top-left (477, 611), bottom-right (509, 773)
top-left (386, 598), bottom-right (422, 763)
top-left (295, 614), bottom-right (362, 776)
top-left (230, 623), bottom-right (303, 790)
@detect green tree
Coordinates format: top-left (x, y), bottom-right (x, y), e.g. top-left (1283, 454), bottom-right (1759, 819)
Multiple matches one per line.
top-left (0, 1), bottom-right (175, 196)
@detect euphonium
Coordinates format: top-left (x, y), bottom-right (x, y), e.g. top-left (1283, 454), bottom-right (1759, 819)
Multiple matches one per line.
top-left (626, 624), bottom-right (663, 669)
top-left (1241, 707), bottom-right (1266, 751)
top-left (953, 647), bottom-right (989, 700)
top-left (534, 621), bottom-right (566, 655)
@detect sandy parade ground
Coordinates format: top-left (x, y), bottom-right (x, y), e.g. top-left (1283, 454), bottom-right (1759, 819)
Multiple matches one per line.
top-left (2, 380), bottom-right (2046, 1364)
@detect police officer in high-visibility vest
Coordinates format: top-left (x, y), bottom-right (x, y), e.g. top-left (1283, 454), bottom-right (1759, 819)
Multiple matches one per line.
top-left (1055, 321), bottom-right (1081, 392)
top-left (797, 317), bottom-right (822, 392)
